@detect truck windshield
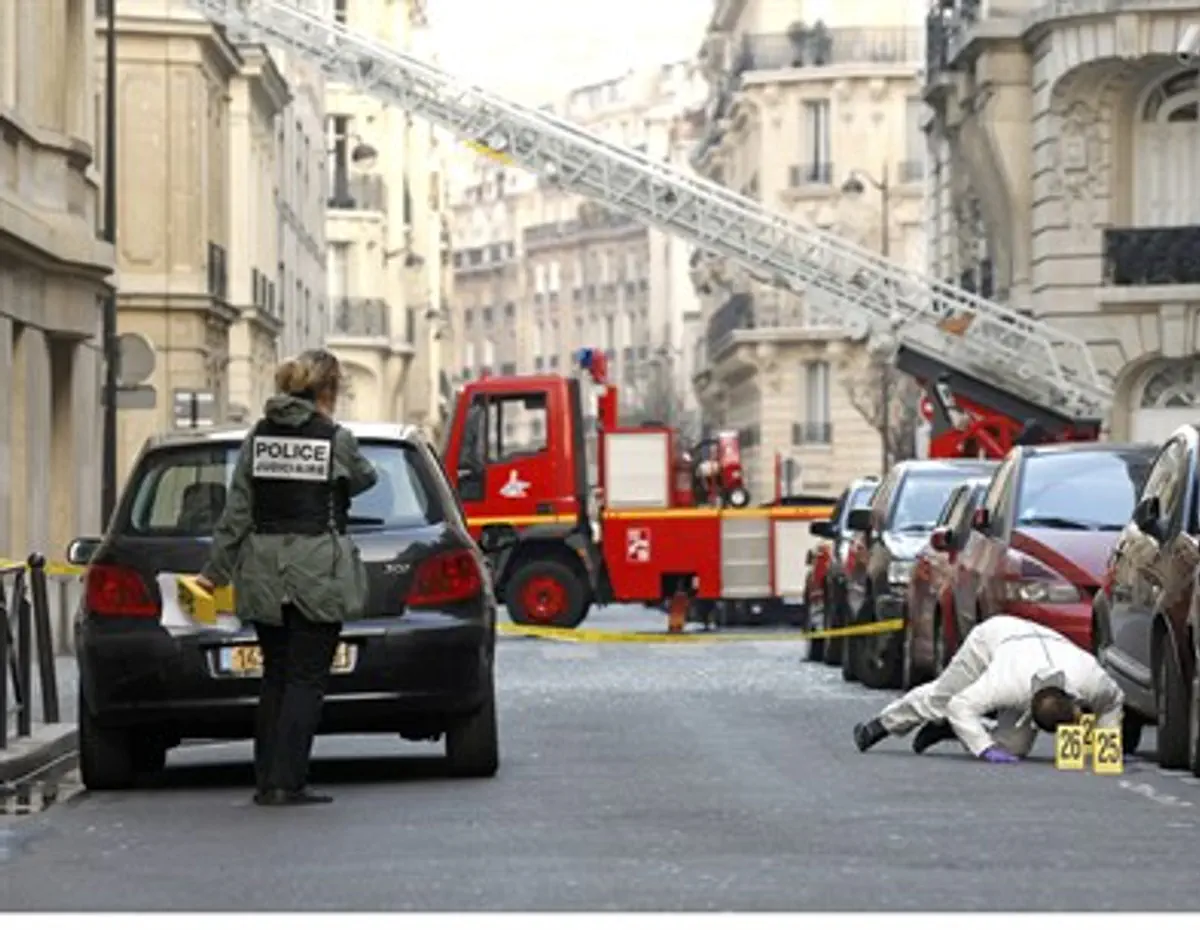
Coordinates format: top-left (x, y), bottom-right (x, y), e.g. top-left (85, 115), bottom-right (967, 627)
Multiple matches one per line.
top-left (120, 439), bottom-right (444, 536)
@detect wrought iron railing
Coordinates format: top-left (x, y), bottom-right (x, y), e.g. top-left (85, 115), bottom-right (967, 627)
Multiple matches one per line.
top-left (1103, 226), bottom-right (1200, 286)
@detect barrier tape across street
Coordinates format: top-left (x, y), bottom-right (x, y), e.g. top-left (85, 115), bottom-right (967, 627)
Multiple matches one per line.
top-left (496, 618), bottom-right (904, 644)
top-left (0, 558), bottom-right (83, 577)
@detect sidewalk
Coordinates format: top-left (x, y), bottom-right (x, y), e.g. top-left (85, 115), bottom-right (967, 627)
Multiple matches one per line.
top-left (1, 657), bottom-right (79, 785)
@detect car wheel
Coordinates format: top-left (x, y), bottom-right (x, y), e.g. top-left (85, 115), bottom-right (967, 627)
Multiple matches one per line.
top-left (445, 674), bottom-right (499, 778)
top-left (505, 560), bottom-right (588, 628)
top-left (806, 603), bottom-right (826, 663)
top-left (824, 587), bottom-right (844, 666)
top-left (1156, 640), bottom-right (1190, 770)
top-left (1187, 634), bottom-right (1200, 776)
top-left (932, 611), bottom-right (946, 675)
top-left (132, 741), bottom-right (168, 777)
top-left (78, 694), bottom-right (137, 791)
top-left (855, 629), bottom-right (902, 690)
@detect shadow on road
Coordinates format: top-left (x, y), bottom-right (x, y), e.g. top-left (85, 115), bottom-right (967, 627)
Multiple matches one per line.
top-left (137, 752), bottom-right (454, 793)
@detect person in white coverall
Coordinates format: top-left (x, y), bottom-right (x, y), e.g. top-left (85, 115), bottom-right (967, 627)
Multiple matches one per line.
top-left (853, 615), bottom-right (1125, 763)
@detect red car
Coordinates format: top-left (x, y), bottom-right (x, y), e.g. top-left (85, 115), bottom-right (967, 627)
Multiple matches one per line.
top-left (903, 476), bottom-right (991, 686)
top-left (952, 442), bottom-right (1156, 650)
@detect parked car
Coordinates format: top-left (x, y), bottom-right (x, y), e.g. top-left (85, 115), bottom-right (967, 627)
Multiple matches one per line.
top-left (67, 422), bottom-right (509, 790)
top-left (1095, 426), bottom-right (1200, 767)
top-left (903, 476), bottom-right (991, 688)
top-left (843, 458), bottom-right (998, 689)
top-left (802, 476), bottom-right (879, 664)
top-left (953, 442), bottom-right (1155, 654)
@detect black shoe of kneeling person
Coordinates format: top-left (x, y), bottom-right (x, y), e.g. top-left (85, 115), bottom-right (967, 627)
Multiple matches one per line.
top-left (853, 718), bottom-right (888, 752)
top-left (912, 720), bottom-right (956, 755)
top-left (254, 788), bottom-right (334, 807)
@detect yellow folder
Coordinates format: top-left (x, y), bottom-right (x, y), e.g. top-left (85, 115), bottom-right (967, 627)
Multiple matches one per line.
top-left (176, 576), bottom-right (235, 625)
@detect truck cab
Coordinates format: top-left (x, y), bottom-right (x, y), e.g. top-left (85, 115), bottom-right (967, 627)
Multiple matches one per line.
top-left (441, 374), bottom-right (599, 628)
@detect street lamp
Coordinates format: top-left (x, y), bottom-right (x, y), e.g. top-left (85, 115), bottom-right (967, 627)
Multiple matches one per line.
top-left (841, 165), bottom-right (893, 473)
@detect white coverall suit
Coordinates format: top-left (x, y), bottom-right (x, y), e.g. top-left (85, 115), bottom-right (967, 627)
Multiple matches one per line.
top-left (878, 615), bottom-right (1124, 757)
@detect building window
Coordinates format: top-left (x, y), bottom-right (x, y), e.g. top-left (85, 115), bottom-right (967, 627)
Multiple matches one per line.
top-left (803, 99), bottom-right (831, 170)
top-left (333, 0), bottom-right (348, 24)
top-left (326, 114), bottom-right (351, 202)
top-left (804, 360), bottom-right (831, 430)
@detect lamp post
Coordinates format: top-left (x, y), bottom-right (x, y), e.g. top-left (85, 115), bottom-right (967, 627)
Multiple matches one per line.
top-left (841, 164), bottom-right (893, 474)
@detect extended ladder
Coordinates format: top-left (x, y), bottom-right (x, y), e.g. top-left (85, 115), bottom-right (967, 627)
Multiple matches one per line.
top-left (188, 0), bottom-right (1113, 425)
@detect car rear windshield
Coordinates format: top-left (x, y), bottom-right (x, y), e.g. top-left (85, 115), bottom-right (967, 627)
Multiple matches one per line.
top-left (1015, 450), bottom-right (1153, 532)
top-left (121, 439), bottom-right (445, 536)
top-left (889, 471), bottom-right (988, 533)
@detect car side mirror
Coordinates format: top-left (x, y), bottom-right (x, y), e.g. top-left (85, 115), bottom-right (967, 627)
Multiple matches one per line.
top-left (846, 508), bottom-right (872, 533)
top-left (478, 523), bottom-right (518, 554)
top-left (972, 507), bottom-right (990, 531)
top-left (810, 519), bottom-right (834, 540)
top-left (1133, 497), bottom-right (1162, 538)
top-left (66, 537), bottom-right (102, 566)
top-left (929, 527), bottom-right (954, 552)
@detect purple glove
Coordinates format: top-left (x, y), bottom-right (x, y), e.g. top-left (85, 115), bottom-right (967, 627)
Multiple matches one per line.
top-left (980, 746), bottom-right (1019, 764)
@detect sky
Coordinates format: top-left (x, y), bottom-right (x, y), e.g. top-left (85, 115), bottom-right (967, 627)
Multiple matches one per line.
top-left (429, 0), bottom-right (713, 104)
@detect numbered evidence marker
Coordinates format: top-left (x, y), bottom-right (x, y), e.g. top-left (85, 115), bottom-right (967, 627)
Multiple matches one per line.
top-left (1055, 724), bottom-right (1086, 771)
top-left (1091, 726), bottom-right (1124, 775)
top-left (1079, 713), bottom-right (1096, 761)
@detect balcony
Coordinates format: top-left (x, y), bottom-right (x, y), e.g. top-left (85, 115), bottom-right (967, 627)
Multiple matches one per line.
top-left (327, 174), bottom-right (387, 212)
top-left (792, 421), bottom-right (834, 445)
top-left (453, 242), bottom-right (516, 274)
top-left (329, 298), bottom-right (390, 339)
top-left (250, 268), bottom-right (278, 322)
top-left (925, 0), bottom-right (982, 77)
top-left (734, 26), bottom-right (924, 75)
top-left (788, 163), bottom-right (834, 187)
top-left (523, 208), bottom-right (641, 248)
top-left (1103, 226), bottom-right (1200, 286)
top-left (705, 292), bottom-right (821, 361)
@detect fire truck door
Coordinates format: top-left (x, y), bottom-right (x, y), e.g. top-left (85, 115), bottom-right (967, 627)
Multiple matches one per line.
top-left (465, 389), bottom-right (556, 525)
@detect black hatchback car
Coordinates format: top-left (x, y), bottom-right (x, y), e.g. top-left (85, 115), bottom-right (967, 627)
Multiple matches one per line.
top-left (68, 422), bottom-right (510, 790)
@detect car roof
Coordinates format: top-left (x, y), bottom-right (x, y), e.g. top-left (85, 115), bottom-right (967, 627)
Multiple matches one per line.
top-left (1021, 441), bottom-right (1157, 458)
top-left (140, 420), bottom-right (428, 452)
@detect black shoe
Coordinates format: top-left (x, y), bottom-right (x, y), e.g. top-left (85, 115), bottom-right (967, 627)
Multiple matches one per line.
top-left (254, 788), bottom-right (333, 806)
top-left (853, 718), bottom-right (888, 752)
top-left (912, 720), bottom-right (956, 755)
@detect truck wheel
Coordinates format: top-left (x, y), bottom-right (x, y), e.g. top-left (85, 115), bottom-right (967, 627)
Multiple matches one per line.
top-left (445, 674), bottom-right (499, 778)
top-left (505, 560), bottom-right (588, 628)
top-left (1156, 641), bottom-right (1190, 770)
top-left (78, 694), bottom-right (137, 791)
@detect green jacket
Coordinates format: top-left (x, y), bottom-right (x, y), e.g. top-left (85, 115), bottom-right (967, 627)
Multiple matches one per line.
top-left (200, 395), bottom-right (379, 626)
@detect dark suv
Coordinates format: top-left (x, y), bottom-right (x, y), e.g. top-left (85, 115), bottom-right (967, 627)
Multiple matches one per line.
top-left (68, 422), bottom-right (509, 790)
top-left (844, 458), bottom-right (998, 689)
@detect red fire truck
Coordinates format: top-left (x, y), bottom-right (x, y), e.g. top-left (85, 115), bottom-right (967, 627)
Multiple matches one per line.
top-left (441, 349), bottom-right (831, 629)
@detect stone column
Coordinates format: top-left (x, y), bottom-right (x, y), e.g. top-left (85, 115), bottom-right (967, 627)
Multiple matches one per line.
top-left (11, 324), bottom-right (52, 559)
top-left (0, 312), bottom-right (12, 558)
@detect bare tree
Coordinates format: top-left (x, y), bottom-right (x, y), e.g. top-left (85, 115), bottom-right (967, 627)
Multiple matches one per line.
top-left (840, 353), bottom-right (921, 466)
top-left (620, 361), bottom-right (700, 446)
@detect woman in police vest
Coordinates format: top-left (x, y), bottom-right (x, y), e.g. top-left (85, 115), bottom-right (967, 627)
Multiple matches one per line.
top-left (197, 349), bottom-right (378, 806)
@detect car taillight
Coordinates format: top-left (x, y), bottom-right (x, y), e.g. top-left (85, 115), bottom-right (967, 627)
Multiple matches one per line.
top-left (407, 549), bottom-right (483, 608)
top-left (85, 564), bottom-right (159, 618)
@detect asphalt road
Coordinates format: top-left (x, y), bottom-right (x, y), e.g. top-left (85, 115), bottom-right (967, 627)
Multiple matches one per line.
top-left (3, 606), bottom-right (1200, 911)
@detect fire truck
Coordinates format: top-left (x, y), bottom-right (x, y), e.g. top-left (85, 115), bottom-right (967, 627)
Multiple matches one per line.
top-left (189, 1), bottom-right (1117, 624)
top-left (438, 347), bottom-right (828, 627)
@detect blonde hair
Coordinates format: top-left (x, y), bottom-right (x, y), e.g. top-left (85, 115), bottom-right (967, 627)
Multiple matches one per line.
top-left (274, 349), bottom-right (342, 401)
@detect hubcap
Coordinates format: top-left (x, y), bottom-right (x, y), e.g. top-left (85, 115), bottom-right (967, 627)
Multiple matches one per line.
top-left (521, 576), bottom-right (567, 624)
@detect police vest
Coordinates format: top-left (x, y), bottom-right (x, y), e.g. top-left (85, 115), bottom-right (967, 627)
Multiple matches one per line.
top-left (249, 415), bottom-right (348, 535)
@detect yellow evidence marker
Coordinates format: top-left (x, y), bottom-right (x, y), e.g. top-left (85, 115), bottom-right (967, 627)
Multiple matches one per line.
top-left (1054, 724), bottom-right (1086, 771)
top-left (1091, 726), bottom-right (1124, 775)
top-left (1079, 713), bottom-right (1096, 761)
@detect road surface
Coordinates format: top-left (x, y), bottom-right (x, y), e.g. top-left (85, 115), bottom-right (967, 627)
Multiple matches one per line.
top-left (2, 606), bottom-right (1198, 910)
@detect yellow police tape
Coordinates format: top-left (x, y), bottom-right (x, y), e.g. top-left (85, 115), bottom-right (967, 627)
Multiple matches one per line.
top-left (0, 558), bottom-right (83, 577)
top-left (496, 617), bottom-right (903, 644)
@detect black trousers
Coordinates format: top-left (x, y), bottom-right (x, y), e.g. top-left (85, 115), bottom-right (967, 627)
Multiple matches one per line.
top-left (253, 606), bottom-right (341, 794)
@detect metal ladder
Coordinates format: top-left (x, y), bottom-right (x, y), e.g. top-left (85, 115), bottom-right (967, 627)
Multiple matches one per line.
top-left (188, 0), bottom-right (1113, 425)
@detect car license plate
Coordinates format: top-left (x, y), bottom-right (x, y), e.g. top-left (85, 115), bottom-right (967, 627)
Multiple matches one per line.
top-left (219, 643), bottom-right (355, 677)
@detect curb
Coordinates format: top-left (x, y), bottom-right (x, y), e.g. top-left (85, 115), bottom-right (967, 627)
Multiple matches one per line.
top-left (0, 725), bottom-right (78, 788)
